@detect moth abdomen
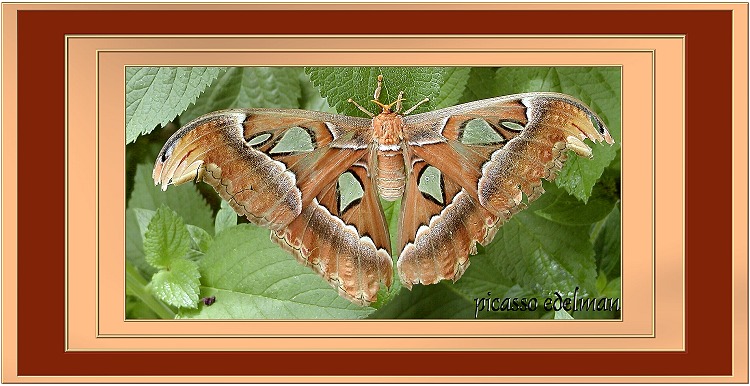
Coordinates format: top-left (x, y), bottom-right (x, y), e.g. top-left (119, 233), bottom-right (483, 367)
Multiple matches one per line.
top-left (375, 150), bottom-right (406, 200)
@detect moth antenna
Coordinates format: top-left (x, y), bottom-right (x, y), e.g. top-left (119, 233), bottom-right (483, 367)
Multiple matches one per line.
top-left (348, 98), bottom-right (375, 118)
top-left (373, 74), bottom-right (384, 101)
top-left (403, 97), bottom-right (430, 115)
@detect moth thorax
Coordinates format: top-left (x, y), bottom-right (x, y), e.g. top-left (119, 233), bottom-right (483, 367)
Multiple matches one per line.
top-left (376, 150), bottom-right (406, 201)
top-left (372, 113), bottom-right (404, 144)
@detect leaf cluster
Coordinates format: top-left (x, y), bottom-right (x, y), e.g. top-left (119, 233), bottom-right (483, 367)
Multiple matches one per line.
top-left (125, 67), bottom-right (621, 319)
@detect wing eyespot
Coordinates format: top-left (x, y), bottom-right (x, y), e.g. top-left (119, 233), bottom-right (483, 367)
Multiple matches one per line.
top-left (499, 119), bottom-right (525, 132)
top-left (337, 171), bottom-right (365, 214)
top-left (417, 165), bottom-right (445, 205)
top-left (459, 118), bottom-right (506, 145)
top-left (245, 132), bottom-right (273, 147)
top-left (269, 126), bottom-right (316, 155)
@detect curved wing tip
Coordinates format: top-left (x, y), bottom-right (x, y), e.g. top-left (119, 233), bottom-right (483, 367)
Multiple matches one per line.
top-left (603, 130), bottom-right (615, 145)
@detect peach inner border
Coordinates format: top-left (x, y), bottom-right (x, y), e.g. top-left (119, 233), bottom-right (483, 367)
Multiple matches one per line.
top-left (60, 36), bottom-right (682, 352)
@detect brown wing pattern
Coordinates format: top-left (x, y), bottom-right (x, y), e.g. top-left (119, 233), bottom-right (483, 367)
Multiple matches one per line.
top-left (272, 163), bottom-right (393, 305)
top-left (396, 154), bottom-right (499, 288)
top-left (154, 109), bottom-right (392, 305)
top-left (398, 93), bottom-right (613, 287)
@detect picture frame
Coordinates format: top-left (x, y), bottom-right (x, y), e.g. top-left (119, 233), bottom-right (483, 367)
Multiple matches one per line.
top-left (2, 3), bottom-right (746, 382)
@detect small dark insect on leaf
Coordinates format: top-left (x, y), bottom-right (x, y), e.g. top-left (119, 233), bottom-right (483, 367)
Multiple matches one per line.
top-left (201, 296), bottom-right (216, 306)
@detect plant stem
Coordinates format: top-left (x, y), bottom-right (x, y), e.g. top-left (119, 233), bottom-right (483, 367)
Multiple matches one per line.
top-left (126, 261), bottom-right (175, 319)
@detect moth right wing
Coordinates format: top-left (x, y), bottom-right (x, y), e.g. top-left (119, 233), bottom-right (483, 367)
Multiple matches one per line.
top-left (397, 93), bottom-right (614, 288)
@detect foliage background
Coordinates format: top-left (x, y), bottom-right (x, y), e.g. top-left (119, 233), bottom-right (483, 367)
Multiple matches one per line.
top-left (125, 67), bottom-right (621, 320)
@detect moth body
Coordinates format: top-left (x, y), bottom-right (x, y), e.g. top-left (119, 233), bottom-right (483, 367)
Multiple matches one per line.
top-left (372, 111), bottom-right (407, 200)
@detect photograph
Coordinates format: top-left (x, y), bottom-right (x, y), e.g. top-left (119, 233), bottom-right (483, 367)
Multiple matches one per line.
top-left (126, 66), bottom-right (622, 320)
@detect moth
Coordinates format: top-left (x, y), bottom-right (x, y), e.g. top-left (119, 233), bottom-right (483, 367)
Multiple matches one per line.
top-left (153, 75), bottom-right (614, 306)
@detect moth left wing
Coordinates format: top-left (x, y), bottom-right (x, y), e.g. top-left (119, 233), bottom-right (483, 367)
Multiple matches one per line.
top-left (154, 109), bottom-right (392, 305)
top-left (398, 93), bottom-right (614, 287)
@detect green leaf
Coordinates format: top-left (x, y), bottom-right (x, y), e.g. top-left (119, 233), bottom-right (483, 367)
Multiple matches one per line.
top-left (495, 67), bottom-right (621, 202)
top-left (132, 207), bottom-right (156, 239)
top-left (571, 277), bottom-right (621, 320)
top-left (381, 199), bottom-right (401, 255)
top-left (460, 67), bottom-right (501, 102)
top-left (608, 148), bottom-right (621, 174)
top-left (179, 224), bottom-right (373, 319)
top-left (298, 70), bottom-right (335, 113)
top-left (601, 276), bottom-right (621, 300)
top-left (126, 260), bottom-right (175, 319)
top-left (369, 198), bottom-right (402, 308)
top-left (186, 225), bottom-right (212, 253)
top-left (180, 67), bottom-right (304, 123)
top-left (449, 256), bottom-right (547, 319)
top-left (126, 208), bottom-right (157, 278)
top-left (143, 206), bottom-right (192, 269)
top-left (305, 67), bottom-right (470, 117)
top-left (594, 204), bottom-right (621, 279)
top-left (554, 310), bottom-right (574, 319)
top-left (126, 67), bottom-right (223, 144)
top-left (368, 284), bottom-right (474, 319)
top-left (596, 270), bottom-right (609, 293)
top-left (450, 251), bottom-right (514, 301)
top-left (129, 208), bottom-right (211, 272)
top-left (128, 163), bottom-right (214, 234)
top-left (128, 206), bottom-right (204, 314)
top-left (214, 200), bottom-right (238, 236)
top-left (486, 210), bottom-right (598, 297)
top-left (448, 257), bottom-right (529, 319)
top-left (126, 139), bottom-right (164, 203)
top-left (150, 258), bottom-right (201, 309)
top-left (126, 295), bottom-right (160, 319)
top-left (532, 182), bottom-right (617, 226)
top-left (555, 148), bottom-right (617, 204)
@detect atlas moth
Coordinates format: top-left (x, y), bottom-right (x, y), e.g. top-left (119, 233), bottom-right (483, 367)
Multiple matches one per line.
top-left (154, 75), bottom-right (614, 306)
